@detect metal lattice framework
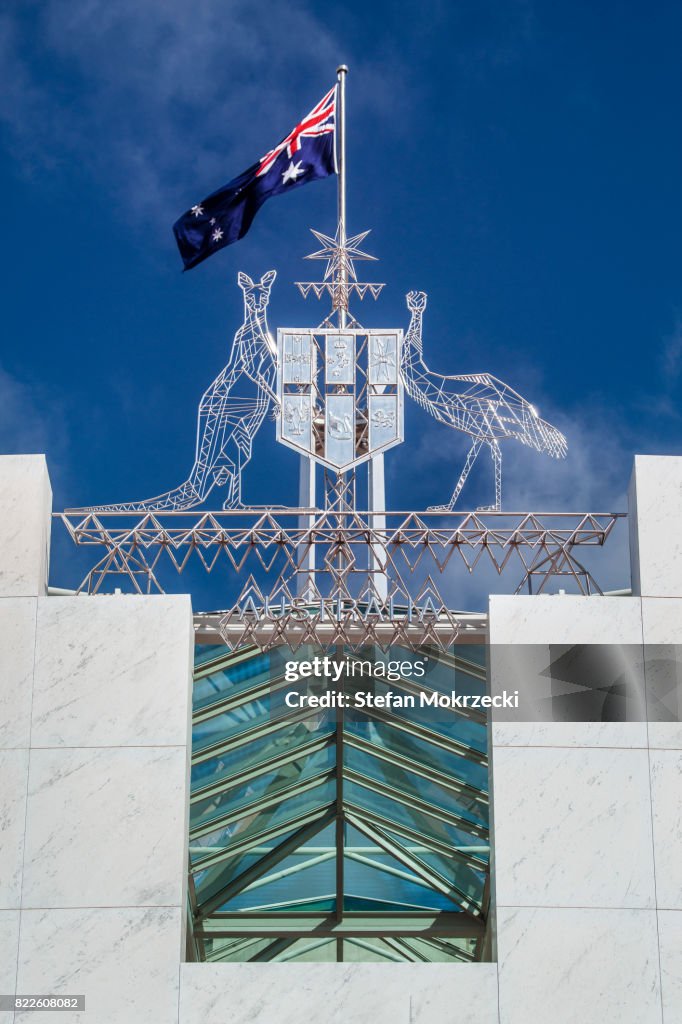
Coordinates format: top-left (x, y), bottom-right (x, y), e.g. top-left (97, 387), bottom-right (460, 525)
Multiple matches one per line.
top-left (402, 292), bottom-right (568, 513)
top-left (68, 271), bottom-right (278, 513)
top-left (56, 508), bottom-right (623, 651)
top-left (188, 642), bottom-right (490, 964)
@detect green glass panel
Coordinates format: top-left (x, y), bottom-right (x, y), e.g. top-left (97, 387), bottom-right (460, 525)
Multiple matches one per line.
top-left (398, 936), bottom-right (475, 962)
top-left (344, 715), bottom-right (488, 793)
top-left (342, 938), bottom-right (402, 963)
top-left (191, 743), bottom-right (335, 831)
top-left (194, 644), bottom-right (228, 669)
top-left (192, 779), bottom-right (335, 876)
top-left (194, 651), bottom-right (274, 711)
top-left (380, 826), bottom-right (486, 910)
top-left (191, 713), bottom-right (335, 792)
top-left (363, 680), bottom-right (487, 751)
top-left (260, 896), bottom-right (335, 912)
top-left (342, 889), bottom-right (450, 912)
top-left (277, 938), bottom-right (337, 962)
top-left (193, 645), bottom-right (321, 711)
top-left (346, 779), bottom-right (483, 853)
top-left (190, 642), bottom-right (491, 965)
top-left (341, 895), bottom-right (437, 912)
top-left (205, 937), bottom-right (337, 958)
top-left (205, 936), bottom-right (274, 962)
top-left (344, 745), bottom-right (488, 828)
top-left (219, 857), bottom-right (336, 912)
top-left (366, 647), bottom-right (487, 701)
top-left (218, 823), bottom-right (336, 913)
top-left (191, 824), bottom-right (302, 904)
top-left (192, 688), bottom-right (337, 753)
top-left (343, 825), bottom-right (453, 911)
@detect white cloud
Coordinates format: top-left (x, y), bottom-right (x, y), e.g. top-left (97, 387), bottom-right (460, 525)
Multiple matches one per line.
top-left (0, 1), bottom-right (407, 228)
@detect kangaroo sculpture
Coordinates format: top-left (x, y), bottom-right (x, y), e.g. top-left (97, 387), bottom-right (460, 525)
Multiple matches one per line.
top-left (72, 271), bottom-right (277, 512)
top-left (402, 290), bottom-right (567, 511)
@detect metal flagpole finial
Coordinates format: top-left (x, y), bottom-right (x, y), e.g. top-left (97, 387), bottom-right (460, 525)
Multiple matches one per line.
top-left (337, 64), bottom-right (349, 75)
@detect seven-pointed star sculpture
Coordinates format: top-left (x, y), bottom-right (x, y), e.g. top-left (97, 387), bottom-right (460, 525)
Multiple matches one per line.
top-left (304, 225), bottom-right (378, 283)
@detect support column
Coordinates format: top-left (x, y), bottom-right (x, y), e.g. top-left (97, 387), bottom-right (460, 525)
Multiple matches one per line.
top-left (368, 453), bottom-right (388, 601)
top-left (297, 454), bottom-right (316, 598)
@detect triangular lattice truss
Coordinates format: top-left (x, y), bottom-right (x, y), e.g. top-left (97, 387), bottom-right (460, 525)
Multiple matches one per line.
top-left (57, 509), bottom-right (623, 652)
top-left (188, 642), bottom-right (490, 963)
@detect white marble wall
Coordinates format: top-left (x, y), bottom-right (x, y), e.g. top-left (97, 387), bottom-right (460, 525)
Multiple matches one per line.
top-left (641, 598), bottom-right (682, 750)
top-left (489, 585), bottom-right (682, 1021)
top-left (2, 452), bottom-right (682, 1023)
top-left (9, 595), bottom-right (194, 1024)
top-left (632, 459), bottom-right (682, 1024)
top-left (0, 455), bottom-right (194, 1024)
top-left (0, 456), bottom-right (51, 599)
top-left (489, 594), bottom-right (649, 749)
top-left (497, 906), bottom-right (662, 1024)
top-left (629, 454), bottom-right (682, 598)
top-left (642, 594), bottom-right (682, 1024)
top-left (179, 963), bottom-right (500, 1024)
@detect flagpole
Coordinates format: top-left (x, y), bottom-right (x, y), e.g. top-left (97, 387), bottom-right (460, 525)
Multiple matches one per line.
top-left (336, 64), bottom-right (348, 330)
top-left (335, 64), bottom-right (388, 596)
top-left (299, 71), bottom-right (347, 578)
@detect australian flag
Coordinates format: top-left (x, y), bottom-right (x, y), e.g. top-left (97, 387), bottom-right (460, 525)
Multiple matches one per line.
top-left (173, 85), bottom-right (337, 271)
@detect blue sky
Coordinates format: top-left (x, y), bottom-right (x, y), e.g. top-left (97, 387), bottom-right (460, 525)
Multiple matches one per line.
top-left (1, 0), bottom-right (680, 600)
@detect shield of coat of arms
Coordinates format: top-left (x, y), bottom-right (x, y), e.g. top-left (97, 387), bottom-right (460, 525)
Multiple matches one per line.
top-left (276, 328), bottom-right (404, 472)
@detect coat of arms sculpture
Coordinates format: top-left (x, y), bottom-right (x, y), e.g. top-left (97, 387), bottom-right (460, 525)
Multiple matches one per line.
top-left (55, 66), bottom-right (630, 652)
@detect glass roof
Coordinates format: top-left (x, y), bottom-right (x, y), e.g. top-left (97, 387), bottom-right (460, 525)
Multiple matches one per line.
top-left (187, 643), bottom-right (491, 963)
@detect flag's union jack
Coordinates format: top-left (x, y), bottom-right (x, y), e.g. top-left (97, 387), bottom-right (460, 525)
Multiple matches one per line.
top-left (257, 85), bottom-right (337, 177)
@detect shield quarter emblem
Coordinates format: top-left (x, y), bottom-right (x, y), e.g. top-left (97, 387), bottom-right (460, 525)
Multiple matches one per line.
top-left (276, 328), bottom-right (404, 472)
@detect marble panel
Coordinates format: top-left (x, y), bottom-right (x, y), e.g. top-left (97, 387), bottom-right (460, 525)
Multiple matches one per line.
top-left (408, 964), bottom-right (499, 1023)
top-left (642, 599), bottom-right (682, 749)
top-left (0, 456), bottom-right (51, 599)
top-left (642, 598), bottom-right (682, 644)
top-left (497, 906), bottom-right (661, 1024)
top-left (492, 745), bottom-right (655, 908)
top-left (649, 750), bottom-right (682, 909)
top-left (0, 599), bottom-right (36, 749)
top-left (179, 963), bottom-right (500, 1024)
top-left (488, 594), bottom-right (643, 645)
top-left (14, 907), bottom-right (182, 1024)
top-left (629, 455), bottom-right (682, 598)
top-left (658, 909), bottom-right (682, 1024)
top-left (492, 721), bottom-right (647, 747)
top-left (490, 639), bottom-right (647, 733)
top-left (0, 910), bottom-right (19, 1024)
top-left (0, 749), bottom-right (29, 910)
top-left (32, 595), bottom-right (193, 748)
top-left (22, 745), bottom-right (187, 909)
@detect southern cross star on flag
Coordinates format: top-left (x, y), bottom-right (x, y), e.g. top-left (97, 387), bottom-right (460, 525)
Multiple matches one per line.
top-left (173, 85), bottom-right (337, 271)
